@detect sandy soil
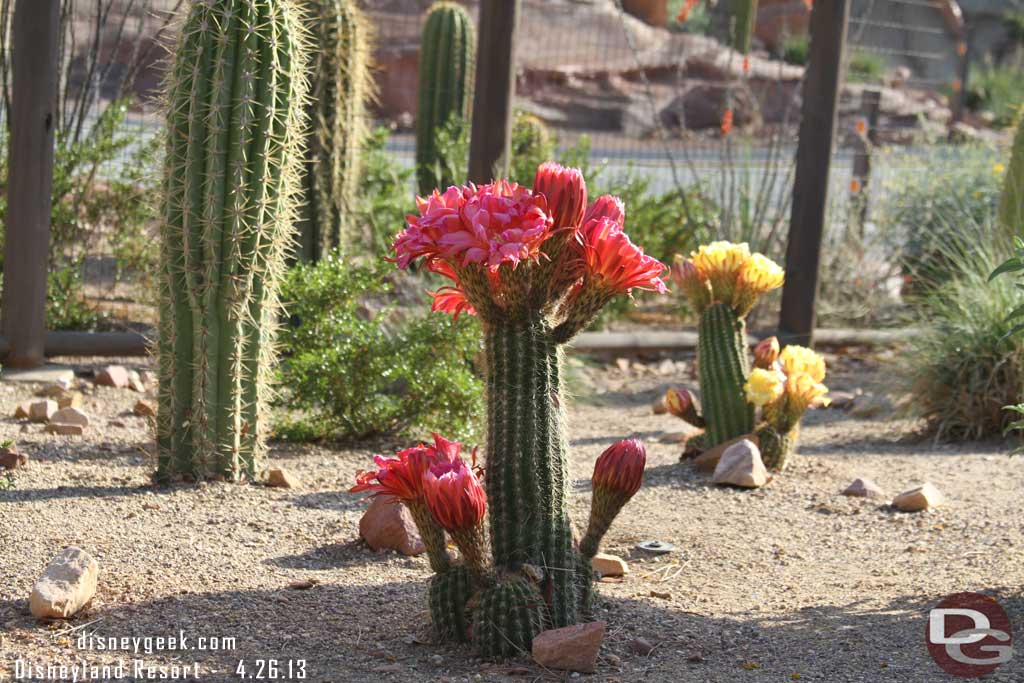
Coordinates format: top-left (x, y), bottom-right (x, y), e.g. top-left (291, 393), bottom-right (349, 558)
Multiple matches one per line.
top-left (1, 352), bottom-right (1023, 683)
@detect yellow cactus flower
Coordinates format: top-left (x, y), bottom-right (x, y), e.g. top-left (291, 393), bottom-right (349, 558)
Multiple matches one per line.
top-left (785, 372), bottom-right (830, 414)
top-left (733, 253), bottom-right (785, 314)
top-left (671, 254), bottom-right (712, 312)
top-left (779, 345), bottom-right (826, 383)
top-left (745, 368), bottom-right (785, 407)
top-left (689, 241), bottom-right (751, 308)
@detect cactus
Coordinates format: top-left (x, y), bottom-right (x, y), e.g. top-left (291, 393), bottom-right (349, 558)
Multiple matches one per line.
top-left (472, 577), bottom-right (547, 658)
top-left (698, 303), bottom-right (754, 445)
top-left (429, 564), bottom-right (475, 642)
top-left (415, 1), bottom-right (475, 195)
top-left (297, 0), bottom-right (374, 260)
top-left (999, 120), bottom-right (1024, 238)
top-left (670, 244), bottom-right (830, 468)
top-left (363, 163), bottom-right (664, 656)
top-left (730, 0), bottom-right (759, 54)
top-left (156, 0), bottom-right (307, 482)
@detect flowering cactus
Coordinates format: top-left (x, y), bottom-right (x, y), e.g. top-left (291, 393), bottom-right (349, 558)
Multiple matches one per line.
top-left (382, 161), bottom-right (665, 656)
top-left (672, 242), bottom-right (784, 447)
top-left (745, 342), bottom-right (829, 470)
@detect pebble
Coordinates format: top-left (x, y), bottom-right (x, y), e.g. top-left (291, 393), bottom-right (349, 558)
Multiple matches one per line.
top-left (95, 365), bottom-right (130, 389)
top-left (266, 467), bottom-right (300, 489)
top-left (893, 483), bottom-right (943, 512)
top-left (842, 477), bottom-right (886, 499)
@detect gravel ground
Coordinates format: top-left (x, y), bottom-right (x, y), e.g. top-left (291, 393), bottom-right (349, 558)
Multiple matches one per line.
top-left (1, 352), bottom-right (1023, 683)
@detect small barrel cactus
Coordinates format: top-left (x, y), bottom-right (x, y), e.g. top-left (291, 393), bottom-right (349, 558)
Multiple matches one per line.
top-left (298, 0), bottom-right (375, 260)
top-left (156, 0), bottom-right (307, 482)
top-left (354, 162), bottom-right (665, 657)
top-left (415, 1), bottom-right (475, 194)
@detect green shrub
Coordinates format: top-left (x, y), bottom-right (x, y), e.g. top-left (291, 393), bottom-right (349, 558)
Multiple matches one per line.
top-left (847, 51), bottom-right (886, 83)
top-left (899, 222), bottom-right (1024, 441)
top-left (277, 251), bottom-right (483, 442)
top-left (356, 127), bottom-right (417, 257)
top-left (966, 64), bottom-right (1024, 128)
top-left (782, 36), bottom-right (809, 65)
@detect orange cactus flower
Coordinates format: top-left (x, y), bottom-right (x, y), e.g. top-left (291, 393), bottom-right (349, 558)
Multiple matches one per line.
top-left (742, 56), bottom-right (750, 74)
top-left (721, 108), bottom-right (734, 136)
top-left (854, 117), bottom-right (867, 135)
top-left (577, 218), bottom-right (668, 295)
top-left (676, 0), bottom-right (699, 23)
top-left (850, 178), bottom-right (861, 194)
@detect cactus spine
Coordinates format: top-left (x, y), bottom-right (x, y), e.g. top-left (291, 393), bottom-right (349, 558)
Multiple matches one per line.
top-left (698, 303), bottom-right (754, 446)
top-left (999, 121), bottom-right (1024, 238)
top-left (156, 0), bottom-right (307, 482)
top-left (415, 1), bottom-right (475, 195)
top-left (730, 0), bottom-right (759, 54)
top-left (298, 0), bottom-right (374, 260)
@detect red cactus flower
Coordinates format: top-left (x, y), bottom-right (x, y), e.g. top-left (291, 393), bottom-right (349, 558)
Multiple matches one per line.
top-left (583, 194), bottom-right (625, 226)
top-left (592, 439), bottom-right (646, 498)
top-left (427, 260), bottom-right (476, 319)
top-left (393, 181), bottom-right (553, 273)
top-left (422, 458), bottom-right (487, 533)
top-left (533, 162), bottom-right (587, 231)
top-left (350, 433), bottom-right (463, 501)
top-left (578, 218), bottom-right (668, 295)
top-left (721, 108), bottom-right (734, 136)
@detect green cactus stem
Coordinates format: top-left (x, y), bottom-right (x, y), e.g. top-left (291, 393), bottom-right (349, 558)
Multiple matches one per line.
top-left (156, 0), bottom-right (307, 482)
top-left (999, 120), bottom-right (1024, 238)
top-left (415, 1), bottom-right (475, 194)
top-left (730, 0), bottom-right (759, 54)
top-left (757, 424), bottom-right (797, 472)
top-left (483, 316), bottom-right (577, 635)
top-left (698, 303), bottom-right (754, 447)
top-left (430, 564), bottom-right (475, 642)
top-left (298, 0), bottom-right (374, 260)
top-left (472, 576), bottom-right (547, 657)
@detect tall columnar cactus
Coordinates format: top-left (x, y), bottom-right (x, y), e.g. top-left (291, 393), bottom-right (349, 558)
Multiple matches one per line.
top-left (730, 0), bottom-right (759, 54)
top-left (999, 120), bottom-right (1024, 238)
top-left (415, 1), bottom-right (475, 195)
top-left (156, 0), bottom-right (307, 482)
top-left (669, 246), bottom-right (829, 470)
top-left (298, 0), bottom-right (374, 260)
top-left (354, 162), bottom-right (663, 657)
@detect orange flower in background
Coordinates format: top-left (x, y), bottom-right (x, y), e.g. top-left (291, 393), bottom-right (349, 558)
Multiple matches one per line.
top-left (952, 78), bottom-right (962, 93)
top-left (721, 108), bottom-right (734, 136)
top-left (850, 178), bottom-right (861, 194)
top-left (854, 117), bottom-right (867, 135)
top-left (957, 41), bottom-right (967, 57)
top-left (804, 0), bottom-right (813, 9)
top-left (676, 0), bottom-right (699, 23)
top-left (742, 56), bottom-right (750, 74)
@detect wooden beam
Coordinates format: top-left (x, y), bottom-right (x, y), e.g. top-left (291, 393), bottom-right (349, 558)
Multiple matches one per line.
top-left (2, 0), bottom-right (60, 368)
top-left (0, 331), bottom-right (149, 357)
top-left (777, 0), bottom-right (850, 348)
top-left (467, 0), bottom-right (520, 183)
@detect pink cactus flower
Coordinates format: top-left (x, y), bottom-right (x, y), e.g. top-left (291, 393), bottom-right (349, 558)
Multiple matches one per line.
top-left (422, 458), bottom-right (487, 533)
top-left (583, 194), bottom-right (626, 226)
top-left (350, 433), bottom-right (463, 501)
top-left (533, 162), bottom-right (587, 231)
top-left (577, 218), bottom-right (669, 295)
top-left (753, 336), bottom-right (781, 369)
top-left (592, 438), bottom-right (646, 498)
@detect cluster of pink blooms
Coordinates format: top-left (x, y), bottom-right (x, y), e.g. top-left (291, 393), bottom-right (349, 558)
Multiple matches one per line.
top-left (350, 433), bottom-right (486, 533)
top-left (392, 162), bottom-right (668, 317)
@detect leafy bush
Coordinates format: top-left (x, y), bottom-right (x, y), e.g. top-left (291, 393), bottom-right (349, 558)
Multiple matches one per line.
top-left (782, 36), bottom-right (809, 66)
top-left (899, 221), bottom-right (1024, 441)
top-left (277, 251), bottom-right (483, 442)
top-left (877, 145), bottom-right (1006, 294)
top-left (966, 64), bottom-right (1024, 128)
top-left (847, 51), bottom-right (886, 83)
top-left (356, 127), bottom-right (417, 257)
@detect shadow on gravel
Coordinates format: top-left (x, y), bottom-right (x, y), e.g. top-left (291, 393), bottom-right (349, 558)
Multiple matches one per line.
top-left (265, 541), bottom-right (380, 572)
top-left (3, 483), bottom-right (153, 503)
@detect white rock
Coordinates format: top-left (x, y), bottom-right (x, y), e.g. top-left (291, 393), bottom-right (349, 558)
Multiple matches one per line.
top-left (49, 407), bottom-right (89, 428)
top-left (842, 477), bottom-right (886, 499)
top-left (28, 400), bottom-right (58, 423)
top-left (711, 439), bottom-right (768, 488)
top-left (266, 467), bottom-right (300, 489)
top-left (30, 547), bottom-right (98, 619)
top-left (893, 483), bottom-right (943, 512)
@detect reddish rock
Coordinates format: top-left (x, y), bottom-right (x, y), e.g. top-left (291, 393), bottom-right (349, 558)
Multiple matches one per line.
top-left (49, 407), bottom-right (89, 428)
top-left (95, 365), bottom-right (130, 388)
top-left (46, 423), bottom-right (84, 436)
top-left (266, 467), bottom-right (301, 489)
top-left (0, 447), bottom-right (26, 470)
top-left (358, 496), bottom-right (425, 556)
top-left (133, 400), bottom-right (156, 418)
top-left (14, 400), bottom-right (33, 419)
top-left (842, 477), bottom-right (886, 499)
top-left (532, 621), bottom-right (605, 673)
top-left (591, 553), bottom-right (629, 578)
top-left (692, 435), bottom-right (757, 473)
top-left (29, 400), bottom-right (58, 423)
top-left (712, 439), bottom-right (768, 488)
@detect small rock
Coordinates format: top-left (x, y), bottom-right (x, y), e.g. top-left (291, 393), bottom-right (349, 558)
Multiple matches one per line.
top-left (142, 502), bottom-right (161, 511)
top-left (46, 423), bottom-right (84, 436)
top-left (628, 638), bottom-right (655, 655)
top-left (358, 496), bottom-right (425, 556)
top-left (14, 400), bottom-right (33, 419)
top-left (35, 381), bottom-right (72, 398)
top-left (532, 621), bottom-right (605, 674)
top-left (656, 359), bottom-right (676, 375)
top-left (893, 483), bottom-right (943, 512)
top-left (826, 390), bottom-right (857, 409)
top-left (712, 439), bottom-right (768, 488)
top-left (133, 400), bottom-right (156, 418)
top-left (127, 370), bottom-right (146, 393)
top-left (28, 400), bottom-right (58, 423)
top-left (49, 407), bottom-right (89, 428)
top-left (850, 394), bottom-right (892, 418)
top-left (287, 579), bottom-right (317, 590)
top-left (140, 370), bottom-right (158, 388)
top-left (29, 547), bottom-right (99, 619)
top-left (0, 447), bottom-right (26, 470)
top-left (652, 394), bottom-right (668, 415)
top-left (591, 553), bottom-right (629, 577)
top-left (615, 357), bottom-right (631, 372)
top-left (266, 467), bottom-right (300, 489)
top-left (56, 392), bottom-right (83, 410)
top-left (94, 365), bottom-right (130, 388)
top-left (842, 477), bottom-right (886, 499)
top-left (693, 435), bottom-right (757, 473)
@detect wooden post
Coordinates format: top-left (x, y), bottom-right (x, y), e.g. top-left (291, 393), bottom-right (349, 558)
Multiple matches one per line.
top-left (777, 0), bottom-right (850, 348)
top-left (951, 37), bottom-right (970, 124)
top-left (468, 0), bottom-right (520, 184)
top-left (2, 0), bottom-right (60, 368)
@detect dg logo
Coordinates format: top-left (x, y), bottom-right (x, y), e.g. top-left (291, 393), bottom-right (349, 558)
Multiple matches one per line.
top-left (927, 592), bottom-right (1014, 678)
